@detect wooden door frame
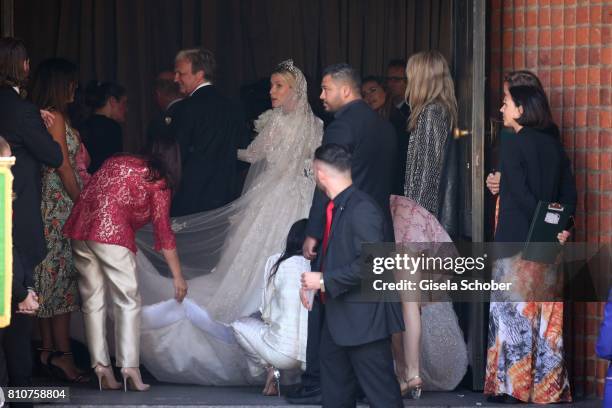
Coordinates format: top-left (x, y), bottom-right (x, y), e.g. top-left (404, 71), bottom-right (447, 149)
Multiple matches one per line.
top-left (472, 0), bottom-right (486, 243)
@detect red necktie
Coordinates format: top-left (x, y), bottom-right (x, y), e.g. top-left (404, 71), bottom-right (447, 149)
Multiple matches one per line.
top-left (320, 200), bottom-right (335, 303)
top-left (322, 200), bottom-right (335, 256)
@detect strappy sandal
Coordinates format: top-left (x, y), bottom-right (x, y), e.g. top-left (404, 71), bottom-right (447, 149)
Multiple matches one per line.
top-left (404, 375), bottom-right (422, 399)
top-left (36, 347), bottom-right (54, 376)
top-left (47, 351), bottom-right (90, 383)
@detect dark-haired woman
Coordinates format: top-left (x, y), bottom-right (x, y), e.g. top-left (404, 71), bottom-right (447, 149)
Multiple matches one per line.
top-left (484, 85), bottom-right (575, 404)
top-left (361, 76), bottom-right (410, 196)
top-left (78, 81), bottom-right (127, 173)
top-left (30, 58), bottom-right (88, 383)
top-left (231, 219), bottom-right (310, 396)
top-left (63, 135), bottom-right (187, 391)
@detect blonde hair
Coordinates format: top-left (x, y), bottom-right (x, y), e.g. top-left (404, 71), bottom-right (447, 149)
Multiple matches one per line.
top-left (271, 69), bottom-right (297, 89)
top-left (405, 50), bottom-right (457, 131)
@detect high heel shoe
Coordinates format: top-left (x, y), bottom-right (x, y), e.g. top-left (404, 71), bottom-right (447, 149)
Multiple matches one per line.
top-left (94, 365), bottom-right (121, 390)
top-left (262, 367), bottom-right (281, 396)
top-left (36, 347), bottom-right (54, 376)
top-left (47, 351), bottom-right (90, 383)
top-left (120, 367), bottom-right (150, 392)
top-left (404, 375), bottom-right (422, 400)
top-left (273, 369), bottom-right (281, 397)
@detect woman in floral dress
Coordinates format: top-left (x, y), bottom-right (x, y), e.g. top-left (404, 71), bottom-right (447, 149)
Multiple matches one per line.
top-left (30, 58), bottom-right (87, 383)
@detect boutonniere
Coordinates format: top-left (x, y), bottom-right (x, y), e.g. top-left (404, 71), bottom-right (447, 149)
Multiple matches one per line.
top-left (164, 116), bottom-right (172, 125)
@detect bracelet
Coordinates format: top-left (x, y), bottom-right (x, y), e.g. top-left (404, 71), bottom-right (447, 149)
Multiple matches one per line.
top-left (320, 277), bottom-right (325, 293)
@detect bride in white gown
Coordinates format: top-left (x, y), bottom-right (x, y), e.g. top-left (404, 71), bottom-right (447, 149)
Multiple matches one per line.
top-left (132, 60), bottom-right (323, 385)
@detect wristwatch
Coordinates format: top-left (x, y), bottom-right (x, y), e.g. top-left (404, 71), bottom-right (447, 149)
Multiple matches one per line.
top-left (320, 277), bottom-right (325, 293)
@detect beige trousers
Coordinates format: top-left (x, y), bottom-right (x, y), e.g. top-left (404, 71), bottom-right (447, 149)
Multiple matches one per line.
top-left (72, 240), bottom-right (141, 368)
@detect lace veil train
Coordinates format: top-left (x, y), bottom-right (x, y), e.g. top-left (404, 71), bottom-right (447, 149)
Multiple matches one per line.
top-left (132, 60), bottom-right (323, 384)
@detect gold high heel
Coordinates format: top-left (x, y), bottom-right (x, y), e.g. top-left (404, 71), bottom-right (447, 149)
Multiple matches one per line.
top-left (94, 365), bottom-right (121, 390)
top-left (120, 367), bottom-right (150, 392)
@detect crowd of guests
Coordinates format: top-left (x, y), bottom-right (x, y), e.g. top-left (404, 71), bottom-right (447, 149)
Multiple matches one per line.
top-left (0, 33), bottom-right (609, 408)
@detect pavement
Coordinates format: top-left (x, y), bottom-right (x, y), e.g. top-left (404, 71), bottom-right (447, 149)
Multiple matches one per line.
top-left (29, 380), bottom-right (602, 407)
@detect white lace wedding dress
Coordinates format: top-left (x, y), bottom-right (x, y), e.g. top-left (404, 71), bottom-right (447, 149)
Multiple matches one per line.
top-left (133, 61), bottom-right (323, 385)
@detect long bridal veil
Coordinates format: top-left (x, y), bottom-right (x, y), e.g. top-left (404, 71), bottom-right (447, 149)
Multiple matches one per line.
top-left (133, 60), bottom-right (323, 384)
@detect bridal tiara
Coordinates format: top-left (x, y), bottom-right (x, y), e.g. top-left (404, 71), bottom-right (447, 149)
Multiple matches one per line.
top-left (277, 59), bottom-right (300, 76)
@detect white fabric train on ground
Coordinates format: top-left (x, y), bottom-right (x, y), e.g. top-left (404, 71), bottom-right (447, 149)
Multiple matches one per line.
top-left (134, 60), bottom-right (323, 385)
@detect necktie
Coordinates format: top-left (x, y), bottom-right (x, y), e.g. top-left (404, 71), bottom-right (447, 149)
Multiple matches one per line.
top-left (320, 200), bottom-right (335, 303)
top-left (322, 200), bottom-right (335, 257)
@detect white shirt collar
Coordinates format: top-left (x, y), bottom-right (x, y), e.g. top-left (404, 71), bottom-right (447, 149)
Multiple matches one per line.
top-left (190, 81), bottom-right (211, 96)
top-left (12, 86), bottom-right (19, 94)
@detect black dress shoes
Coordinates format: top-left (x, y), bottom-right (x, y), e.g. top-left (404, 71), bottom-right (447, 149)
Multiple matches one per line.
top-left (285, 384), bottom-right (323, 405)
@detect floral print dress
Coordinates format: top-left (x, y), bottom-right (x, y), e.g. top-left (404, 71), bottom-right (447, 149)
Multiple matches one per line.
top-left (35, 123), bottom-right (83, 318)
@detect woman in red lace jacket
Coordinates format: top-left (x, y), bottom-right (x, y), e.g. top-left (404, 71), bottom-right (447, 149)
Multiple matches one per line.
top-left (64, 134), bottom-right (187, 392)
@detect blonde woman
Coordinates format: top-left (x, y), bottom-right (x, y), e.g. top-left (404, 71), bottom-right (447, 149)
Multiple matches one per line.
top-left (395, 50), bottom-right (467, 397)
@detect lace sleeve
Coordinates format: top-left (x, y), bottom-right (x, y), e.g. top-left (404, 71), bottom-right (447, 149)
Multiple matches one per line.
top-left (238, 110), bottom-right (275, 163)
top-left (150, 185), bottom-right (176, 251)
top-left (302, 118), bottom-right (323, 181)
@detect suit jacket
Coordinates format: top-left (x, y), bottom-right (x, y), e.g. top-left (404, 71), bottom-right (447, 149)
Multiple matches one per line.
top-left (169, 85), bottom-right (249, 216)
top-left (495, 126), bottom-right (577, 244)
top-left (145, 99), bottom-right (183, 144)
top-left (318, 185), bottom-right (404, 347)
top-left (0, 86), bottom-right (62, 301)
top-left (307, 100), bottom-right (396, 241)
top-left (389, 106), bottom-right (410, 196)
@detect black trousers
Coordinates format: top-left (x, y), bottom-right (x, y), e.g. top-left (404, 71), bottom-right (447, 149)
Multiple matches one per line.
top-left (0, 250), bottom-right (34, 408)
top-left (301, 295), bottom-right (324, 389)
top-left (0, 313), bottom-right (34, 408)
top-left (320, 321), bottom-right (402, 408)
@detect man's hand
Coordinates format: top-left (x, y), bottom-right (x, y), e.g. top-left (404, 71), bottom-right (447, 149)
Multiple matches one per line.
top-left (40, 109), bottom-right (55, 129)
top-left (486, 171), bottom-right (501, 195)
top-left (300, 287), bottom-right (312, 310)
top-left (557, 230), bottom-right (571, 245)
top-left (302, 236), bottom-right (318, 260)
top-left (301, 271), bottom-right (322, 291)
top-left (17, 290), bottom-right (39, 315)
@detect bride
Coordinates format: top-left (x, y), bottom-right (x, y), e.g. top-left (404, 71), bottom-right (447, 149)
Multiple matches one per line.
top-left (133, 60), bottom-right (323, 385)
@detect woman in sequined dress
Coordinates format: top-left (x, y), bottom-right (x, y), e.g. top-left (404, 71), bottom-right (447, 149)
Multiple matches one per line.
top-left (396, 50), bottom-right (464, 397)
top-left (30, 58), bottom-right (87, 383)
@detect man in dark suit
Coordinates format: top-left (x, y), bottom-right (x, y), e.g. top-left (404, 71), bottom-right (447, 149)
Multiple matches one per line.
top-left (300, 144), bottom-right (403, 407)
top-left (288, 63), bottom-right (396, 404)
top-left (0, 37), bottom-right (63, 407)
top-left (169, 48), bottom-right (249, 216)
top-left (146, 71), bottom-right (184, 144)
top-left (386, 59), bottom-right (410, 119)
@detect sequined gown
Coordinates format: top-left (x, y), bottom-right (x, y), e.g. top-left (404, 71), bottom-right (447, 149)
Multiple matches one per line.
top-left (35, 123), bottom-right (82, 318)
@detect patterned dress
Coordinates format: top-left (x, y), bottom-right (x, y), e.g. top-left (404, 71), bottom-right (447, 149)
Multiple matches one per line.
top-left (485, 126), bottom-right (574, 403)
top-left (485, 257), bottom-right (572, 403)
top-left (35, 124), bottom-right (83, 318)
